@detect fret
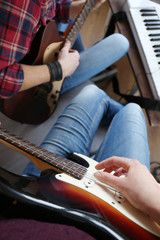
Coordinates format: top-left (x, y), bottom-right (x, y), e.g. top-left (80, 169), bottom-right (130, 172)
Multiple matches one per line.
top-left (77, 15), bottom-right (84, 26)
top-left (66, 0), bottom-right (96, 47)
top-left (69, 166), bottom-right (86, 179)
top-left (83, 4), bottom-right (90, 16)
top-left (72, 23), bottom-right (79, 33)
top-left (81, 10), bottom-right (87, 23)
top-left (40, 151), bottom-right (53, 160)
top-left (50, 155), bottom-right (62, 163)
top-left (46, 155), bottom-right (86, 179)
top-left (86, 0), bottom-right (92, 10)
top-left (38, 151), bottom-right (63, 165)
top-left (54, 158), bottom-right (72, 168)
top-left (0, 128), bottom-right (87, 180)
top-left (59, 163), bottom-right (85, 179)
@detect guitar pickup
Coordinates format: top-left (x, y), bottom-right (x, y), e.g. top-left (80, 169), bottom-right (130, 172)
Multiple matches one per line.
top-left (34, 84), bottom-right (52, 102)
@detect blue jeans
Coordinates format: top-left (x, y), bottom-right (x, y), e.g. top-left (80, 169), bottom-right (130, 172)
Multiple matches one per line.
top-left (23, 85), bottom-right (150, 177)
top-left (61, 33), bottom-right (129, 93)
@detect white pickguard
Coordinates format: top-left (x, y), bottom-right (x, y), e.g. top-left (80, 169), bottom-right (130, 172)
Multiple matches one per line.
top-left (55, 153), bottom-right (160, 237)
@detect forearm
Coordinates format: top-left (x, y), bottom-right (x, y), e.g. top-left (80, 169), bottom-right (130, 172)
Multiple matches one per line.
top-left (20, 64), bottom-right (50, 91)
top-left (1, 41), bottom-right (79, 95)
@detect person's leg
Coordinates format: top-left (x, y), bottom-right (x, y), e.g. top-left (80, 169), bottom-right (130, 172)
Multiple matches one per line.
top-left (61, 33), bottom-right (129, 93)
top-left (23, 85), bottom-right (123, 177)
top-left (94, 103), bottom-right (150, 169)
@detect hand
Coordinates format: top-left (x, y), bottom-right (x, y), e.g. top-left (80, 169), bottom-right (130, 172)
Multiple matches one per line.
top-left (58, 40), bottom-right (80, 78)
top-left (94, 156), bottom-right (160, 224)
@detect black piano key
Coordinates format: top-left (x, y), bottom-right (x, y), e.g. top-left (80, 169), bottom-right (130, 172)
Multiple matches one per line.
top-left (154, 49), bottom-right (160, 52)
top-left (150, 38), bottom-right (160, 41)
top-left (140, 9), bottom-right (156, 12)
top-left (141, 13), bottom-right (157, 17)
top-left (144, 19), bottom-right (160, 22)
top-left (147, 27), bottom-right (160, 30)
top-left (156, 54), bottom-right (160, 57)
top-left (153, 45), bottom-right (160, 48)
top-left (149, 34), bottom-right (160, 36)
top-left (145, 23), bottom-right (160, 26)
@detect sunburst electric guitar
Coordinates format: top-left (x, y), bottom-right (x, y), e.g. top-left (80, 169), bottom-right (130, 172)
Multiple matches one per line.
top-left (0, 0), bottom-right (96, 125)
top-left (0, 127), bottom-right (160, 240)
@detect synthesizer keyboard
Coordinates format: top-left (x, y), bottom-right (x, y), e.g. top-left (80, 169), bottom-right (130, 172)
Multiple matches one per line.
top-left (124, 0), bottom-right (160, 99)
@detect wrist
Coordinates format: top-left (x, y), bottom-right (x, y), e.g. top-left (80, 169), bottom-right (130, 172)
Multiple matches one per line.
top-left (46, 61), bottom-right (62, 82)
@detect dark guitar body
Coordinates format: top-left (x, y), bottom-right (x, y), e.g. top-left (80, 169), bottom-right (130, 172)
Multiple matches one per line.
top-left (0, 0), bottom-right (98, 124)
top-left (0, 166), bottom-right (127, 240)
top-left (0, 165), bottom-right (159, 240)
top-left (0, 21), bottom-right (64, 125)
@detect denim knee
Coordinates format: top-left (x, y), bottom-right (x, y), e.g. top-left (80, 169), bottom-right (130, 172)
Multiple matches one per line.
top-left (124, 102), bottom-right (144, 115)
top-left (112, 33), bottom-right (130, 54)
top-left (82, 84), bottom-right (107, 98)
top-left (123, 103), bottom-right (146, 125)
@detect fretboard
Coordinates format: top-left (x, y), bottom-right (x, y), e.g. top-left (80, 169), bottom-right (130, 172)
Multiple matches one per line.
top-left (0, 128), bottom-right (87, 180)
top-left (67, 0), bottom-right (96, 46)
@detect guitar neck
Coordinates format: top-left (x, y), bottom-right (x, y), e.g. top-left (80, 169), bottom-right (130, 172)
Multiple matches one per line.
top-left (66, 0), bottom-right (96, 46)
top-left (0, 128), bottom-right (86, 179)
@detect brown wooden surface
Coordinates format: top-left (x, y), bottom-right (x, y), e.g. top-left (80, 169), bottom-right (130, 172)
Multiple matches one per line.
top-left (108, 0), bottom-right (160, 126)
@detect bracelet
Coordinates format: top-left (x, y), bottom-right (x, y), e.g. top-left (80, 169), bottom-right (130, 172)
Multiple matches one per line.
top-left (47, 61), bottom-right (62, 82)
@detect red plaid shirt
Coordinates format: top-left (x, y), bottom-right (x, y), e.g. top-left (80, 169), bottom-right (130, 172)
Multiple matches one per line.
top-left (0, 0), bottom-right (72, 98)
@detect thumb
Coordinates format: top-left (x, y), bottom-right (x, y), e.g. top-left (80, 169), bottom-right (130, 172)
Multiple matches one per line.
top-left (94, 171), bottom-right (123, 191)
top-left (94, 171), bottom-right (109, 183)
top-left (63, 40), bottom-right (71, 51)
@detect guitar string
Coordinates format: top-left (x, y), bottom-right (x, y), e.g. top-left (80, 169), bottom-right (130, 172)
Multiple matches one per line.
top-left (84, 173), bottom-right (121, 195)
top-left (67, 0), bottom-right (96, 46)
top-left (1, 129), bottom-right (121, 195)
top-left (0, 129), bottom-right (87, 174)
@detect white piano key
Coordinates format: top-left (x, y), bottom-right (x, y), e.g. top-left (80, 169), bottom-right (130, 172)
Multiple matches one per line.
top-left (124, 0), bottom-right (160, 99)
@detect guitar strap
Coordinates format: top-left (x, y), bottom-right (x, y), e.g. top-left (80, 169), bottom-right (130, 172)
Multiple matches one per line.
top-left (112, 76), bottom-right (160, 111)
top-left (105, 11), bottom-right (160, 111)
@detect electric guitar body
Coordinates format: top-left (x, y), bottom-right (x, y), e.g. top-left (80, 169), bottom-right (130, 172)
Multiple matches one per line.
top-left (0, 158), bottom-right (160, 240)
top-left (0, 166), bottom-right (127, 240)
top-left (0, 127), bottom-right (160, 240)
top-left (0, 0), bottom-right (96, 125)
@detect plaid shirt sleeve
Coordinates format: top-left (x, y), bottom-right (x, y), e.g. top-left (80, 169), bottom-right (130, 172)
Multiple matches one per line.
top-left (0, 64), bottom-right (24, 99)
top-left (0, 0), bottom-right (72, 99)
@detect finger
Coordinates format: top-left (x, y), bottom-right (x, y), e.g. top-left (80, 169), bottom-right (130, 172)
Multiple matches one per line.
top-left (69, 49), bottom-right (79, 55)
top-left (69, 49), bottom-right (80, 59)
top-left (113, 167), bottom-right (126, 177)
top-left (95, 156), bottom-right (132, 172)
top-left (68, 49), bottom-right (76, 53)
top-left (94, 171), bottom-right (124, 191)
top-left (62, 40), bottom-right (71, 51)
